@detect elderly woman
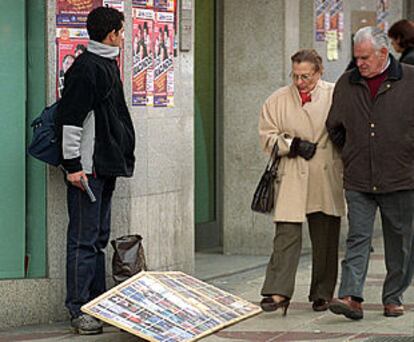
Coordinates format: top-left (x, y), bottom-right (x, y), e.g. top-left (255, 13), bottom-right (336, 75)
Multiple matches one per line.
top-left (388, 19), bottom-right (414, 65)
top-left (258, 49), bottom-right (345, 315)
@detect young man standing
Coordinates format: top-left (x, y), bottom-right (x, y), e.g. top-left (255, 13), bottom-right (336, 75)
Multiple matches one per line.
top-left (55, 7), bottom-right (135, 335)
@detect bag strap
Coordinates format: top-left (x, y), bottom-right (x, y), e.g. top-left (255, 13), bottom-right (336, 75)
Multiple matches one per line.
top-left (266, 143), bottom-right (280, 172)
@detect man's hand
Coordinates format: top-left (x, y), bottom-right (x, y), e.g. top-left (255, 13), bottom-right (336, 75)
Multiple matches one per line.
top-left (288, 137), bottom-right (317, 160)
top-left (67, 170), bottom-right (87, 190)
top-left (327, 126), bottom-right (346, 149)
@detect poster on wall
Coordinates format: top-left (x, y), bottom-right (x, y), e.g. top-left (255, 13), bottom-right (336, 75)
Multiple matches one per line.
top-left (56, 0), bottom-right (102, 27)
top-left (104, 0), bottom-right (125, 80)
top-left (130, 0), bottom-right (176, 108)
top-left (315, 0), bottom-right (332, 41)
top-left (329, 0), bottom-right (344, 41)
top-left (132, 7), bottom-right (155, 106)
top-left (103, 0), bottom-right (124, 11)
top-left (132, 0), bottom-right (153, 7)
top-left (56, 38), bottom-right (88, 98)
top-left (56, 0), bottom-right (125, 99)
top-left (56, 28), bottom-right (89, 99)
top-left (155, 0), bottom-right (174, 12)
top-left (326, 30), bottom-right (339, 61)
top-left (376, 0), bottom-right (389, 32)
top-left (173, 0), bottom-right (178, 57)
top-left (153, 11), bottom-right (174, 107)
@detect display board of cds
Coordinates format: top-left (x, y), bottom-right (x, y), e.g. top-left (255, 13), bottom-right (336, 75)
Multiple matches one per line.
top-left (82, 271), bottom-right (261, 342)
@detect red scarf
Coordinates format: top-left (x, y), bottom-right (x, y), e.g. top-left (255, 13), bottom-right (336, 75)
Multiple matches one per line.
top-left (300, 92), bottom-right (312, 106)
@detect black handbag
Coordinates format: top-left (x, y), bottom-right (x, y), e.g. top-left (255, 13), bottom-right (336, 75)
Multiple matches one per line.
top-left (251, 144), bottom-right (281, 213)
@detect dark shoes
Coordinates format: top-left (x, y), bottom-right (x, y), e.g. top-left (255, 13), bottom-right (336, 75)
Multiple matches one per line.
top-left (328, 296), bottom-right (363, 320)
top-left (383, 304), bottom-right (404, 317)
top-left (312, 299), bottom-right (329, 312)
top-left (71, 314), bottom-right (103, 335)
top-left (260, 296), bottom-right (290, 316)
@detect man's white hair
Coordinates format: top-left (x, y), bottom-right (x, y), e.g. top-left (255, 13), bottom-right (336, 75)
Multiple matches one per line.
top-left (354, 26), bottom-right (390, 50)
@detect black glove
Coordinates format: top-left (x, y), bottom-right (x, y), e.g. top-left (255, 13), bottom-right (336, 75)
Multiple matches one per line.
top-left (288, 137), bottom-right (317, 160)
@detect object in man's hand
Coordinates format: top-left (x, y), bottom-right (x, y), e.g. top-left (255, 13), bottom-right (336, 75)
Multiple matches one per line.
top-left (80, 177), bottom-right (97, 203)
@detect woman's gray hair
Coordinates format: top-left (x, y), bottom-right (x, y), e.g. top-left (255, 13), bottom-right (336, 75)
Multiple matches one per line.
top-left (353, 26), bottom-right (390, 50)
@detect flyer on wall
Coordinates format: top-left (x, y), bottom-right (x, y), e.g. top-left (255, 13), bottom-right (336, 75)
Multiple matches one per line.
top-left (154, 0), bottom-right (174, 12)
top-left (55, 0), bottom-right (125, 99)
top-left (56, 29), bottom-right (88, 98)
top-left (376, 0), bottom-right (389, 32)
top-left (56, 0), bottom-right (102, 27)
top-left (153, 11), bottom-right (174, 107)
top-left (315, 0), bottom-right (331, 41)
top-left (132, 0), bottom-right (153, 8)
top-left (329, 0), bottom-right (344, 41)
top-left (103, 0), bottom-right (125, 80)
top-left (132, 7), bottom-right (155, 106)
top-left (103, 0), bottom-right (124, 11)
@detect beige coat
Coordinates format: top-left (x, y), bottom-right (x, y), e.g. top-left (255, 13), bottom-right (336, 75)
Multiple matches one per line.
top-left (259, 80), bottom-right (345, 222)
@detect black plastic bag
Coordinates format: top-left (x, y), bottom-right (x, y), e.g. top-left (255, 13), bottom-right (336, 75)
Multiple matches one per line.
top-left (251, 144), bottom-right (281, 213)
top-left (111, 234), bottom-right (147, 284)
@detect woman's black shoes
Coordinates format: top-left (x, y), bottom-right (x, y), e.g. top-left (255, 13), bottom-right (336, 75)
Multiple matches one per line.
top-left (260, 297), bottom-right (290, 316)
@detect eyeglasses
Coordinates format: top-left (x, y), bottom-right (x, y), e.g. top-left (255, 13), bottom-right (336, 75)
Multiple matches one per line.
top-left (290, 72), bottom-right (316, 82)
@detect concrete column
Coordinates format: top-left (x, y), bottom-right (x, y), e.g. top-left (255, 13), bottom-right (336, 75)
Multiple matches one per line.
top-left (284, 0), bottom-right (300, 82)
top-left (222, 0), bottom-right (285, 255)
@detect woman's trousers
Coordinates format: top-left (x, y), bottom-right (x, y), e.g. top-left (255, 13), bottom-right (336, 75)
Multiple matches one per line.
top-left (261, 212), bottom-right (340, 301)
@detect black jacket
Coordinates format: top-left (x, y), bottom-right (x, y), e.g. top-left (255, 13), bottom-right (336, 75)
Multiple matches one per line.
top-left (327, 55), bottom-right (414, 193)
top-left (400, 47), bottom-right (414, 65)
top-left (56, 50), bottom-right (135, 177)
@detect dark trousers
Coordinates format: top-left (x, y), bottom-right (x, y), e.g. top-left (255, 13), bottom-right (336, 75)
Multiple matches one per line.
top-left (65, 175), bottom-right (116, 318)
top-left (338, 190), bottom-right (414, 305)
top-left (261, 212), bottom-right (340, 301)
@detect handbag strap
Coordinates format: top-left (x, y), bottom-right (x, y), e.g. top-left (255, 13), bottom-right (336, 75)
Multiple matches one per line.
top-left (266, 143), bottom-right (280, 173)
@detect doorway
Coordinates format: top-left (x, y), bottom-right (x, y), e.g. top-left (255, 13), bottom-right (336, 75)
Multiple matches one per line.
top-left (194, 0), bottom-right (221, 251)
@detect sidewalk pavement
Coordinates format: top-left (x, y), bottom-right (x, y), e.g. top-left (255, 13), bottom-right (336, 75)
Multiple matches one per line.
top-left (0, 233), bottom-right (413, 342)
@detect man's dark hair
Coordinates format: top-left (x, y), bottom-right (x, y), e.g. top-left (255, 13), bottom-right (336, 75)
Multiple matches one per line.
top-left (87, 6), bottom-right (124, 42)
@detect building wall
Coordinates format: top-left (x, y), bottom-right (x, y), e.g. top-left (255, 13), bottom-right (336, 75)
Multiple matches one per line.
top-left (222, 0), bottom-right (286, 255)
top-left (405, 0), bottom-right (414, 19)
top-left (0, 0), bottom-right (195, 329)
top-left (222, 0), bottom-right (403, 255)
top-left (315, 0), bottom-right (403, 83)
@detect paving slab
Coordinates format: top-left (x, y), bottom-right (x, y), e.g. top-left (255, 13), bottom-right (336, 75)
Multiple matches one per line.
top-left (0, 234), bottom-right (413, 342)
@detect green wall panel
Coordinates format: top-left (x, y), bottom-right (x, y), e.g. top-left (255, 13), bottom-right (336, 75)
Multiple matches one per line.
top-left (0, 0), bottom-right (26, 279)
top-left (26, 0), bottom-right (46, 278)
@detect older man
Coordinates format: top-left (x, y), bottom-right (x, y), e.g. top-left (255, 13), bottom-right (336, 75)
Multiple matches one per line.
top-left (326, 26), bottom-right (414, 320)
